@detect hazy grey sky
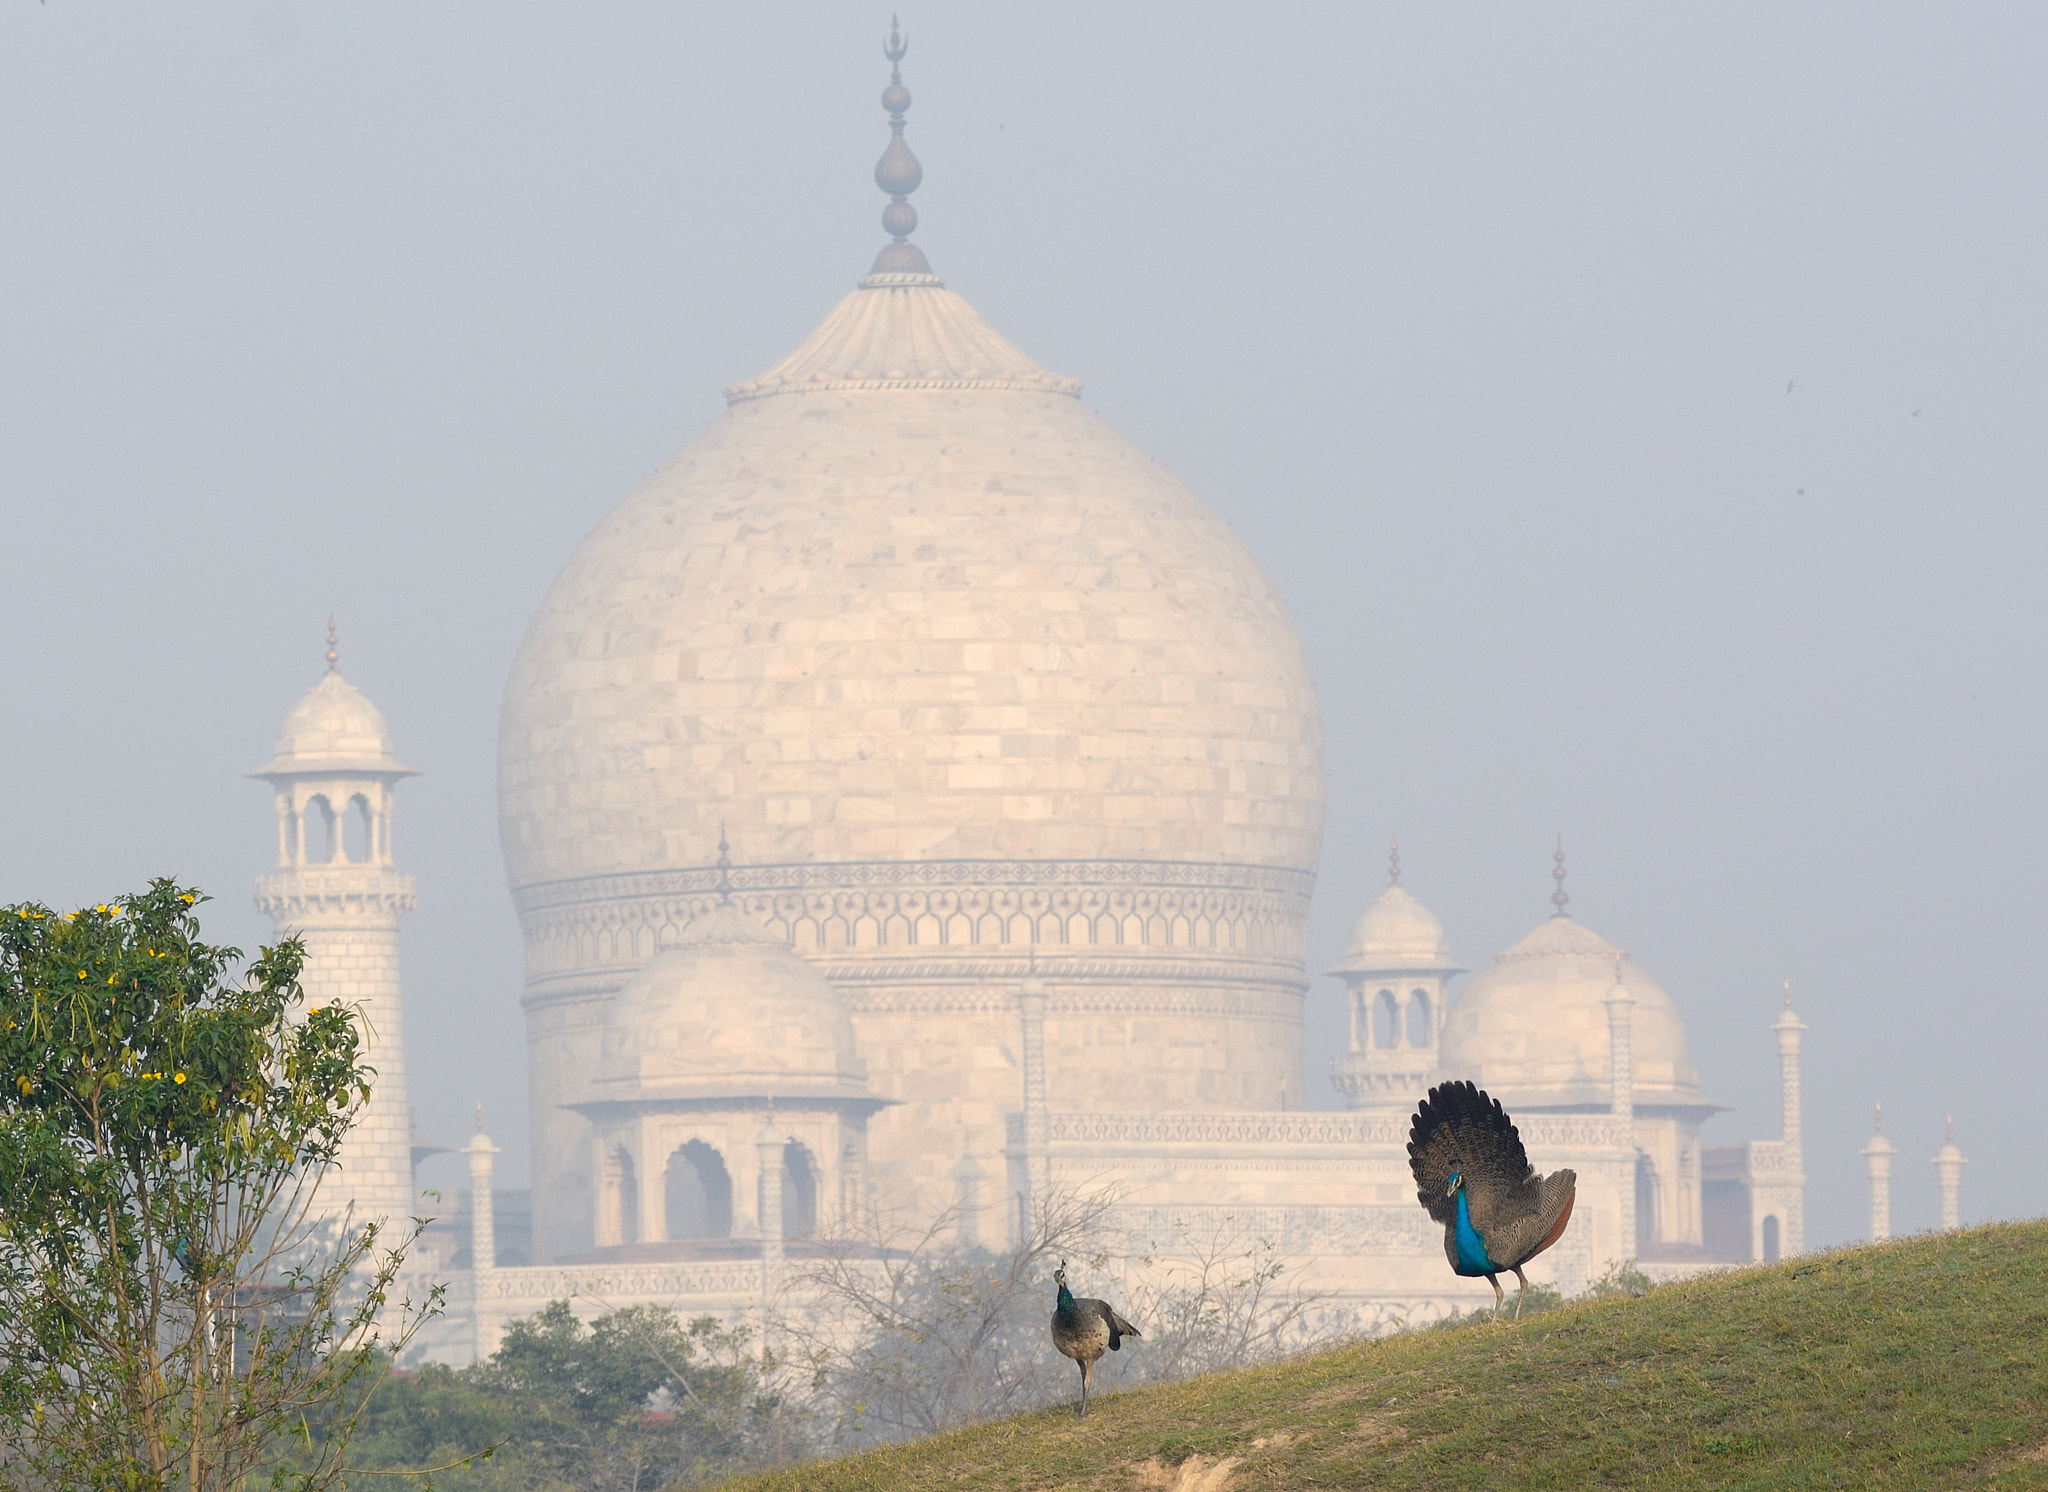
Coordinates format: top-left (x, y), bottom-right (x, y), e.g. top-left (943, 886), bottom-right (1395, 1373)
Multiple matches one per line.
top-left (2, 4), bottom-right (2041, 1246)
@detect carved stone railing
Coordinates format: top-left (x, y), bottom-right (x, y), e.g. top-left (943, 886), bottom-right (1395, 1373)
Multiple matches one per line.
top-left (512, 858), bottom-right (1315, 984)
top-left (476, 1261), bottom-right (764, 1305)
top-left (1046, 1111), bottom-right (1405, 1147)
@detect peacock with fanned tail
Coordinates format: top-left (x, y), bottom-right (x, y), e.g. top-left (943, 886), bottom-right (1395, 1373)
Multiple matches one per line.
top-left (1408, 1080), bottom-right (1577, 1319)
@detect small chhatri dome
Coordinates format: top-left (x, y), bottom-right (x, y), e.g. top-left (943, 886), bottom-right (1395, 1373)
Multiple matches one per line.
top-left (1333, 841), bottom-right (1460, 973)
top-left (593, 905), bottom-right (870, 1100)
top-left (1440, 858), bottom-right (1702, 1109)
top-left (250, 624), bottom-right (414, 778)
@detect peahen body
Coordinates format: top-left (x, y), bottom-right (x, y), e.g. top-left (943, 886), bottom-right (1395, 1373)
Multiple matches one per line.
top-left (1408, 1080), bottom-right (1577, 1319)
top-left (1049, 1261), bottom-right (1139, 1417)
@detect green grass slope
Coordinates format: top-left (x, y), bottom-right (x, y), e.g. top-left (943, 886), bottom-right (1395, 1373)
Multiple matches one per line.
top-left (734, 1221), bottom-right (2048, 1491)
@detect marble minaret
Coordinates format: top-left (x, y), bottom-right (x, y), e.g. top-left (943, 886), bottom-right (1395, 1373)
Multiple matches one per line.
top-left (252, 623), bottom-right (420, 1235)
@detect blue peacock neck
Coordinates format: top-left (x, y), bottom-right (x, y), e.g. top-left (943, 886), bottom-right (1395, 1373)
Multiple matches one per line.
top-left (1057, 1281), bottom-right (1075, 1308)
top-left (1453, 1186), bottom-right (1495, 1275)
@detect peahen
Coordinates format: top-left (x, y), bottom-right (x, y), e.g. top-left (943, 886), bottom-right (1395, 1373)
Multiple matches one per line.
top-left (1050, 1261), bottom-right (1139, 1417)
top-left (1408, 1080), bottom-right (1577, 1319)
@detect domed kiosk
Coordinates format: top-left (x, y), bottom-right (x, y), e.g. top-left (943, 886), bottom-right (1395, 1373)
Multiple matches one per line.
top-left (570, 864), bottom-right (887, 1259)
top-left (502, 37), bottom-right (1324, 1258)
top-left (1329, 845), bottom-right (1463, 1110)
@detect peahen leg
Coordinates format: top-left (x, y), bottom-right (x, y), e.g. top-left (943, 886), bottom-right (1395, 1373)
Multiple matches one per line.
top-left (1487, 1273), bottom-right (1504, 1320)
top-left (1511, 1266), bottom-right (1530, 1320)
top-left (1078, 1357), bottom-right (1091, 1418)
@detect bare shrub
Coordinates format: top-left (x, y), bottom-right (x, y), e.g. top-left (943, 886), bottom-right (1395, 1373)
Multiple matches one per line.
top-left (785, 1183), bottom-right (1119, 1445)
top-left (1111, 1214), bottom-right (1331, 1383)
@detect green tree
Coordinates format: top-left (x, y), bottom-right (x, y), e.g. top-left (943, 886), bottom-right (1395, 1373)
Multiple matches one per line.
top-left (347, 1301), bottom-right (806, 1490)
top-left (0, 880), bottom-right (438, 1491)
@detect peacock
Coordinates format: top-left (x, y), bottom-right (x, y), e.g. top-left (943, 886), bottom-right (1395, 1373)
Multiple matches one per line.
top-left (1049, 1261), bottom-right (1139, 1417)
top-left (1408, 1079), bottom-right (1577, 1319)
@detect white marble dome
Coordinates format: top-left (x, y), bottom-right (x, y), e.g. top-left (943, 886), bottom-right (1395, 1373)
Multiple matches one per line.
top-left (593, 902), bottom-right (868, 1100)
top-left (1439, 914), bottom-right (1701, 1108)
top-left (252, 670), bottom-right (412, 776)
top-left (497, 272), bottom-right (1324, 886)
top-left (1336, 883), bottom-right (1459, 971)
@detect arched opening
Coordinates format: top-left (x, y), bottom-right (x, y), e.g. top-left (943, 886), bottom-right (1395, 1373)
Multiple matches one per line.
top-left (1635, 1155), bottom-right (1659, 1250)
top-left (610, 1146), bottom-right (640, 1246)
top-left (1762, 1213), bottom-right (1781, 1263)
top-left (665, 1140), bottom-right (733, 1240)
top-left (1406, 988), bottom-right (1433, 1047)
top-left (302, 796), bottom-right (336, 865)
top-left (342, 795), bottom-right (372, 864)
top-left (782, 1141), bottom-right (818, 1239)
top-left (1372, 989), bottom-right (1399, 1050)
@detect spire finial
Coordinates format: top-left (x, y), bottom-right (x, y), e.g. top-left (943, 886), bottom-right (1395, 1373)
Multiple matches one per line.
top-left (1388, 837), bottom-right (1401, 886)
top-left (1550, 835), bottom-right (1570, 918)
top-left (1946, 1112), bottom-right (1954, 1143)
top-left (715, 822), bottom-right (734, 904)
top-left (869, 15), bottom-right (931, 277)
top-left (1874, 1100), bottom-right (1884, 1135)
top-left (325, 614), bottom-right (339, 674)
top-left (475, 1099), bottom-right (484, 1135)
top-left (1783, 978), bottom-right (1792, 1009)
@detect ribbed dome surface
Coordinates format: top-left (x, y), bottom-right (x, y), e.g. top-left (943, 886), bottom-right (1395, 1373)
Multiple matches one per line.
top-left (1439, 915), bottom-right (1700, 1108)
top-left (594, 904), bottom-right (867, 1098)
top-left (723, 272), bottom-right (1084, 400)
top-left (498, 277), bottom-right (1324, 886)
top-left (252, 671), bottom-right (413, 777)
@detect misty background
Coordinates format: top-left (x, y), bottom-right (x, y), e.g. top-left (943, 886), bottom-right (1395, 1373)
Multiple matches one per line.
top-left (1, 4), bottom-right (2041, 1248)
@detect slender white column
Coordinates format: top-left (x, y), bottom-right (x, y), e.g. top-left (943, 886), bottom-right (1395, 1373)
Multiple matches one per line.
top-left (1603, 958), bottom-right (1637, 1259)
top-left (465, 1128), bottom-right (500, 1274)
top-left (756, 1121), bottom-right (785, 1344)
top-left (464, 1126), bottom-right (500, 1363)
top-left (1018, 974), bottom-right (1049, 1236)
top-left (1771, 986), bottom-right (1809, 1252)
top-left (1862, 1103), bottom-right (1897, 1243)
top-left (1932, 1116), bottom-right (1966, 1232)
top-left (1773, 987), bottom-right (1806, 1152)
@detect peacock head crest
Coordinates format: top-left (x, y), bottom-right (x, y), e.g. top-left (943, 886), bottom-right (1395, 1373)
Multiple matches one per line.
top-left (1446, 1166), bottom-right (1465, 1197)
top-left (1054, 1260), bottom-right (1069, 1287)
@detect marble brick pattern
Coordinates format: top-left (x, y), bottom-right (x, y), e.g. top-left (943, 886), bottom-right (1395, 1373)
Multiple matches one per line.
top-left (257, 874), bottom-right (417, 1233)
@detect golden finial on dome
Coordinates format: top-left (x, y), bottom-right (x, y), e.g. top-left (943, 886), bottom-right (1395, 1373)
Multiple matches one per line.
top-left (1550, 836), bottom-right (1569, 919)
top-left (870, 14), bottom-right (932, 277)
top-left (325, 614), bottom-right (339, 673)
top-left (1388, 838), bottom-right (1401, 886)
top-left (1873, 1100), bottom-right (1884, 1135)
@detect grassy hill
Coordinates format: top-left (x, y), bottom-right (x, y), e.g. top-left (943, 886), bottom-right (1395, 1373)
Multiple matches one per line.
top-left (732, 1220), bottom-right (2048, 1491)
